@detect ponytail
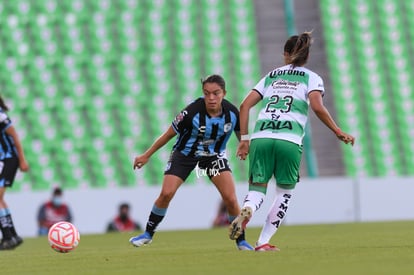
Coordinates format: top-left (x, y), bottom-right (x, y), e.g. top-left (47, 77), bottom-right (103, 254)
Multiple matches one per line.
top-left (284, 31), bottom-right (313, 67)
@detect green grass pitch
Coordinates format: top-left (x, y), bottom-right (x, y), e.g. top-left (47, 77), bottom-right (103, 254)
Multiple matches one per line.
top-left (3, 221), bottom-right (414, 275)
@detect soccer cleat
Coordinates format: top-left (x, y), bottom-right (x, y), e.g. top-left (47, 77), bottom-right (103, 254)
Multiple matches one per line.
top-left (0, 238), bottom-right (18, 250)
top-left (229, 207), bottom-right (252, 240)
top-left (255, 243), bottom-right (280, 252)
top-left (129, 232), bottom-right (152, 247)
top-left (236, 240), bottom-right (254, 251)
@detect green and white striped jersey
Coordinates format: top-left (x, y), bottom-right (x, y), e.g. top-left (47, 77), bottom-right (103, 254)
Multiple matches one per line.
top-left (251, 65), bottom-right (324, 146)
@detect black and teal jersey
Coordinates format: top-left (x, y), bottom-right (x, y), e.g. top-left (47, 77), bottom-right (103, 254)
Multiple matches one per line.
top-left (0, 109), bottom-right (17, 159)
top-left (171, 97), bottom-right (239, 157)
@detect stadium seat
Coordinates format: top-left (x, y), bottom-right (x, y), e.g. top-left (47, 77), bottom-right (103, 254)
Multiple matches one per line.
top-left (376, 1), bottom-right (414, 175)
top-left (2, 0), bottom-right (262, 190)
top-left (320, 0), bottom-right (414, 176)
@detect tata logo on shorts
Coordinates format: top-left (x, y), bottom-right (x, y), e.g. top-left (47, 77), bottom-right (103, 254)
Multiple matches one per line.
top-left (224, 123), bottom-right (232, 133)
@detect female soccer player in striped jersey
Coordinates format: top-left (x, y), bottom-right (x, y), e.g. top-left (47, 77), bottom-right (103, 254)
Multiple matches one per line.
top-left (229, 32), bottom-right (355, 251)
top-left (0, 95), bottom-right (29, 250)
top-left (129, 75), bottom-right (253, 251)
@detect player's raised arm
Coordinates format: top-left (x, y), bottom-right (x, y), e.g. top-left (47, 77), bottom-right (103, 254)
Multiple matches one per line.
top-left (133, 126), bottom-right (177, 169)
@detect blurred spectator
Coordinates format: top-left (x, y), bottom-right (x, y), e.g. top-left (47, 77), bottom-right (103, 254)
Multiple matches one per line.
top-left (37, 187), bottom-right (73, 236)
top-left (107, 203), bottom-right (141, 232)
top-left (212, 200), bottom-right (230, 227)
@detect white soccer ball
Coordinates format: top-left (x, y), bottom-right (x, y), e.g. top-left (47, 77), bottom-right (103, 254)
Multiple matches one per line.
top-left (48, 221), bottom-right (80, 253)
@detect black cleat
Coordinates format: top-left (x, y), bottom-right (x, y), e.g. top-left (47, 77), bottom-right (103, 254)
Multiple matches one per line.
top-left (0, 238), bottom-right (18, 250)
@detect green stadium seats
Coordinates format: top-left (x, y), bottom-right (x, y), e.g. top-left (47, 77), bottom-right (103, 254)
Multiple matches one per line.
top-left (320, 0), bottom-right (414, 176)
top-left (320, 0), bottom-right (375, 176)
top-left (59, 0), bottom-right (89, 22)
top-left (32, 0), bottom-right (60, 19)
top-left (115, 55), bottom-right (146, 98)
top-left (2, 0), bottom-right (261, 190)
top-left (376, 1), bottom-right (414, 175)
top-left (5, 0), bottom-right (33, 24)
top-left (54, 139), bottom-right (82, 189)
top-left (228, 0), bottom-right (261, 101)
top-left (27, 139), bottom-right (55, 190)
top-left (30, 14), bottom-right (59, 59)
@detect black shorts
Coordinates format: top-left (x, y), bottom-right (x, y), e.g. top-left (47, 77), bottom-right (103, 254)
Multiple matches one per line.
top-left (0, 157), bottom-right (19, 188)
top-left (164, 151), bottom-right (232, 181)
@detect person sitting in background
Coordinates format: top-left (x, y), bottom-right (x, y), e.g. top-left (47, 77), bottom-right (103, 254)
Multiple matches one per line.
top-left (37, 187), bottom-right (73, 236)
top-left (212, 200), bottom-right (230, 227)
top-left (107, 203), bottom-right (141, 232)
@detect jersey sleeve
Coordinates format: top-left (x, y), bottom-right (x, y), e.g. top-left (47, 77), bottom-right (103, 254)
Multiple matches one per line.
top-left (171, 103), bottom-right (193, 134)
top-left (223, 100), bottom-right (240, 132)
top-left (252, 75), bottom-right (267, 97)
top-left (234, 113), bottom-right (240, 132)
top-left (231, 104), bottom-right (240, 132)
top-left (0, 111), bottom-right (12, 132)
top-left (308, 73), bottom-right (325, 96)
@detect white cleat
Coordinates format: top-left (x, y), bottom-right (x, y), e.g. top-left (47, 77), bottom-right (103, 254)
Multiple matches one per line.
top-left (129, 232), bottom-right (152, 247)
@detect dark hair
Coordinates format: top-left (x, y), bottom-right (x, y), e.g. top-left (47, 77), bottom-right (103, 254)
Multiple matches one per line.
top-left (53, 187), bottom-right (62, 196)
top-left (0, 96), bottom-right (9, 111)
top-left (120, 203), bottom-right (130, 210)
top-left (201, 74), bottom-right (226, 91)
top-left (284, 31), bottom-right (313, 67)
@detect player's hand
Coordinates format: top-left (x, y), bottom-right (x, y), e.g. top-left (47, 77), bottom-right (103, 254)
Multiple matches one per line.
top-left (133, 155), bottom-right (149, 170)
top-left (19, 159), bottom-right (29, 172)
top-left (336, 130), bottom-right (355, 146)
top-left (236, 140), bottom-right (250, 160)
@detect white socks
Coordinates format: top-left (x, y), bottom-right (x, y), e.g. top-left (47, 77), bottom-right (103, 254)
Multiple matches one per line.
top-left (257, 186), bottom-right (293, 246)
top-left (242, 191), bottom-right (266, 214)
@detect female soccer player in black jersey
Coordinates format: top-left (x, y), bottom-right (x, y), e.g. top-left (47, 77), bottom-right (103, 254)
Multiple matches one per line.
top-left (129, 75), bottom-right (253, 250)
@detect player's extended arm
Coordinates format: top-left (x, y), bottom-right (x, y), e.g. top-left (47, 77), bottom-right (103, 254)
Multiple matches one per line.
top-left (133, 126), bottom-right (177, 169)
top-left (5, 125), bottom-right (29, 171)
top-left (309, 91), bottom-right (355, 145)
top-left (239, 90), bottom-right (261, 137)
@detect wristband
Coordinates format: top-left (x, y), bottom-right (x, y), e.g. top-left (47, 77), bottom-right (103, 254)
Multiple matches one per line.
top-left (240, 134), bottom-right (249, 141)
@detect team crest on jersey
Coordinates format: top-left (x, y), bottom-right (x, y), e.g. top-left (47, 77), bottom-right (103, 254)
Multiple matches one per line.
top-left (223, 123), bottom-right (232, 132)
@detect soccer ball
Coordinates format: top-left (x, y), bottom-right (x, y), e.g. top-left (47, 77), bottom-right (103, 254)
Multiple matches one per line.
top-left (48, 221), bottom-right (80, 253)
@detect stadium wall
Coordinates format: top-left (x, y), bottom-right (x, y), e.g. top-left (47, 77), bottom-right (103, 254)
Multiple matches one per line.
top-left (8, 177), bottom-right (414, 238)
